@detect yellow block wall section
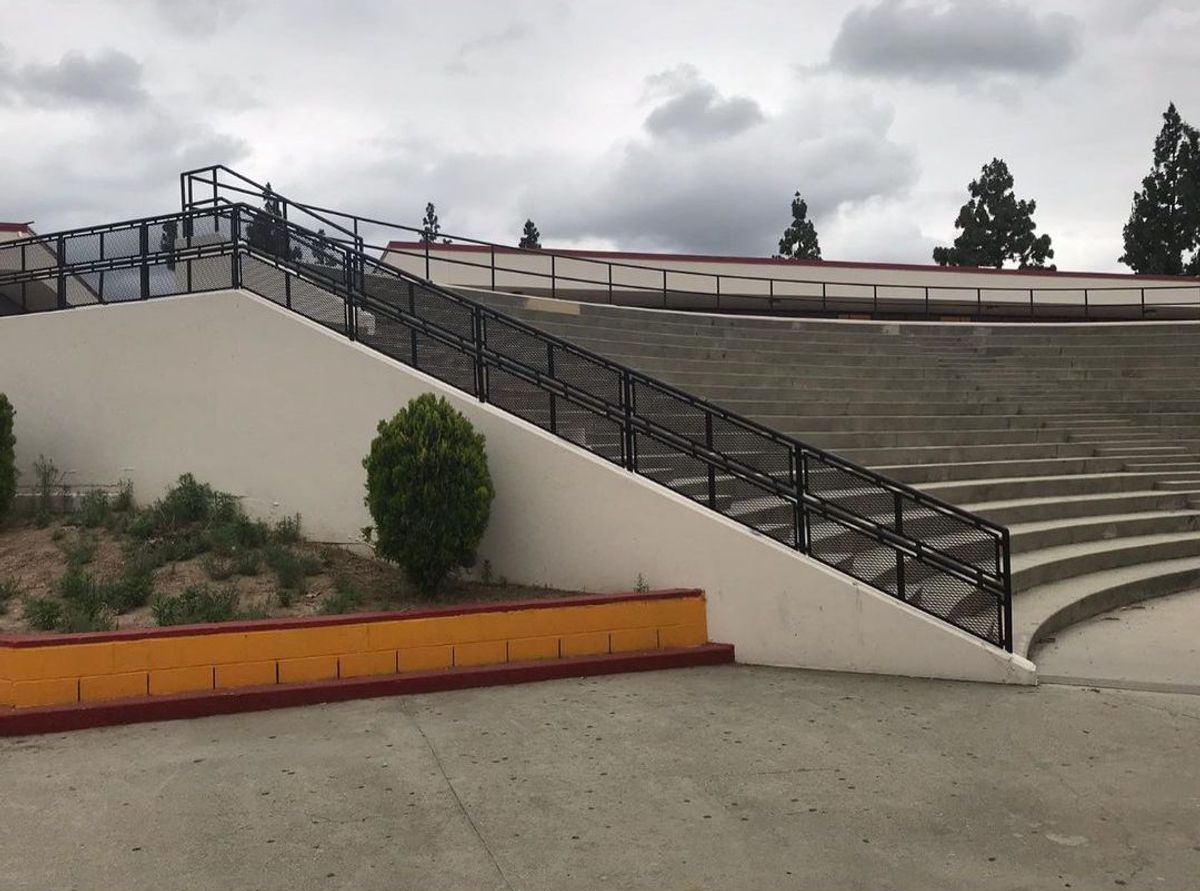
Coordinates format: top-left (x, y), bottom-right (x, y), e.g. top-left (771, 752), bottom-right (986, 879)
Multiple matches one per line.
top-left (0, 593), bottom-right (709, 709)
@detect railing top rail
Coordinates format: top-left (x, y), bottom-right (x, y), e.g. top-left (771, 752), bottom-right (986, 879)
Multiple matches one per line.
top-left (181, 165), bottom-right (1198, 297)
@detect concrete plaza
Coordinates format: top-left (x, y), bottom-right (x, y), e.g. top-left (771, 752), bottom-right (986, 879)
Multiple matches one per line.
top-left (2, 665), bottom-right (1198, 890)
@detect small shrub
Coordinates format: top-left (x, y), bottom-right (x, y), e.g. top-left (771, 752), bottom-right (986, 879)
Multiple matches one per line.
top-left (104, 566), bottom-right (155, 613)
top-left (233, 550), bottom-right (262, 576)
top-left (363, 394), bottom-right (494, 595)
top-left (265, 545), bottom-right (307, 593)
top-left (0, 576), bottom-right (21, 613)
top-left (23, 596), bottom-right (63, 631)
top-left (152, 585), bottom-right (240, 626)
top-left (276, 587), bottom-right (296, 608)
top-left (61, 531), bottom-right (98, 567)
top-left (0, 394), bottom-right (14, 521)
top-left (50, 527), bottom-right (65, 542)
top-left (113, 478), bottom-right (135, 513)
top-left (319, 573), bottom-right (365, 615)
top-left (318, 544), bottom-right (339, 568)
top-left (79, 489), bottom-right (110, 528)
top-left (201, 554), bottom-right (235, 581)
top-left (271, 513), bottom-right (303, 544)
top-left (634, 573), bottom-right (650, 593)
top-left (33, 454), bottom-right (64, 526)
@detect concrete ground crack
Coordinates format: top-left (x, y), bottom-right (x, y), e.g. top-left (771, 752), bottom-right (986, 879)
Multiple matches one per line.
top-left (401, 701), bottom-right (515, 891)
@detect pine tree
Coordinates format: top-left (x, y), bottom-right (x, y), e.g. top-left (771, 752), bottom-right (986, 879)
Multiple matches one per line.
top-left (519, 219), bottom-right (541, 249)
top-left (419, 202), bottom-right (440, 244)
top-left (932, 159), bottom-right (1054, 269)
top-left (776, 192), bottom-right (821, 261)
top-left (1120, 103), bottom-right (1200, 275)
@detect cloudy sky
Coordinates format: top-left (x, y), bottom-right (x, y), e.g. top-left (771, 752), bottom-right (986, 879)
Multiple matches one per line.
top-left (1, 0), bottom-right (1198, 271)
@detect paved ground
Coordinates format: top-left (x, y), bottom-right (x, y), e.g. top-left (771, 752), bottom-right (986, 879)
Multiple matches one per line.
top-left (1034, 589), bottom-right (1200, 693)
top-left (2, 665), bottom-right (1199, 891)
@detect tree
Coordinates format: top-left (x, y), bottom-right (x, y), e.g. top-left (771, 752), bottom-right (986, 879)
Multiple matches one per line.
top-left (1120, 102), bottom-right (1200, 275)
top-left (418, 202), bottom-right (441, 244)
top-left (519, 218), bottom-right (541, 250)
top-left (932, 158), bottom-right (1055, 269)
top-left (776, 191), bottom-right (821, 261)
top-left (362, 394), bottom-right (494, 595)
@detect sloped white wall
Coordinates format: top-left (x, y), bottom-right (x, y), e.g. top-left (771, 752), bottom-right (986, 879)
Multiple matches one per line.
top-left (0, 291), bottom-right (1034, 683)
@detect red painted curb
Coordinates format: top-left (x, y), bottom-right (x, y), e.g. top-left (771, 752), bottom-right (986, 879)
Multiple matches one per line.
top-left (0, 588), bottom-right (704, 647)
top-left (0, 644), bottom-right (734, 737)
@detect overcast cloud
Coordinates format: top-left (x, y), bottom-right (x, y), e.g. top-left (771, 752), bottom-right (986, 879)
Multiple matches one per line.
top-left (0, 0), bottom-right (1198, 270)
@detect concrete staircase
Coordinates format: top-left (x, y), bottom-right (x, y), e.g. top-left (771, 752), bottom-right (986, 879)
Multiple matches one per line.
top-left (451, 289), bottom-right (1200, 658)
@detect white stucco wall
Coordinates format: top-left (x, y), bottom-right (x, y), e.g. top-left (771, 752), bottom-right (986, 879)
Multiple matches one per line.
top-left (0, 290), bottom-right (1033, 684)
top-left (381, 243), bottom-right (1200, 311)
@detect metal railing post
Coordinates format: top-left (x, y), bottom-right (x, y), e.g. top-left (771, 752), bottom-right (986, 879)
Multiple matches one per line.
top-left (621, 370), bottom-right (635, 471)
top-left (473, 307), bottom-right (486, 401)
top-left (1140, 287), bottom-right (1146, 318)
top-left (607, 264), bottom-right (613, 304)
top-left (55, 236), bottom-right (66, 309)
top-left (872, 283), bottom-right (878, 315)
top-left (344, 253), bottom-right (356, 340)
top-left (795, 446), bottom-right (809, 553)
top-left (925, 286), bottom-right (930, 318)
top-left (424, 239), bottom-right (430, 280)
top-left (408, 281), bottom-right (418, 366)
top-left (1002, 529), bottom-right (1013, 652)
top-left (551, 254), bottom-right (556, 299)
top-left (715, 274), bottom-right (721, 311)
top-left (490, 246), bottom-right (496, 291)
top-left (230, 206), bottom-right (242, 288)
top-left (894, 491), bottom-right (906, 601)
top-left (662, 269), bottom-right (668, 308)
top-left (139, 223), bottom-right (150, 299)
top-left (705, 412), bottom-right (716, 509)
top-left (546, 342), bottom-right (557, 434)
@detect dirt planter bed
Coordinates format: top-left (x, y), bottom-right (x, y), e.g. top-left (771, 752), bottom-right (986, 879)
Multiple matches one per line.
top-left (0, 589), bottom-right (731, 735)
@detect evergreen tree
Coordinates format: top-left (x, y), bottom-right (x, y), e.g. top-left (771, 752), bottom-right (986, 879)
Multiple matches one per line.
top-left (418, 202), bottom-right (441, 244)
top-left (1120, 103), bottom-right (1200, 275)
top-left (776, 191), bottom-right (821, 260)
top-left (932, 158), bottom-right (1054, 269)
top-left (519, 218), bottom-right (541, 249)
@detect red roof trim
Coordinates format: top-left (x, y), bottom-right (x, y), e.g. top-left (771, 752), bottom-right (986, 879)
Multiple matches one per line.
top-left (383, 240), bottom-right (1193, 284)
top-left (0, 222), bottom-right (33, 233)
top-left (0, 588), bottom-right (703, 647)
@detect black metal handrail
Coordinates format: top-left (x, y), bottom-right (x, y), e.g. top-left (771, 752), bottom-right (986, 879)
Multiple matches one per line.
top-left (0, 202), bottom-right (1014, 650)
top-left (181, 164), bottom-right (1200, 321)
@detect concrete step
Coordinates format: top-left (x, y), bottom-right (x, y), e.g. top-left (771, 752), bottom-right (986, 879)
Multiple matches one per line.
top-left (1008, 511), bottom-right (1200, 552)
top-left (919, 471), bottom-right (1200, 506)
top-left (967, 490), bottom-right (1200, 525)
top-left (1017, 556), bottom-right (1200, 657)
top-left (1011, 532), bottom-right (1200, 593)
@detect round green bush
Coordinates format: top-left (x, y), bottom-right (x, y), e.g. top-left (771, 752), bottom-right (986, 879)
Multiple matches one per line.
top-left (363, 394), bottom-right (494, 595)
top-left (0, 394), bottom-right (15, 521)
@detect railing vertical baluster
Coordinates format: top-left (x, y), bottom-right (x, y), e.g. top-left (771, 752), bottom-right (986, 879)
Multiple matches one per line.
top-left (621, 370), bottom-right (635, 471)
top-left (894, 491), bottom-right (905, 602)
top-left (139, 223), bottom-right (150, 300)
top-left (1001, 528), bottom-right (1013, 652)
top-left (797, 448), bottom-right (810, 553)
top-left (976, 287), bottom-right (981, 318)
top-left (821, 281), bottom-right (827, 314)
top-left (924, 286), bottom-right (930, 318)
top-left (1140, 287), bottom-right (1146, 318)
top-left (715, 274), bottom-right (721, 312)
top-left (1083, 289), bottom-right (1089, 321)
top-left (769, 277), bottom-right (774, 311)
top-left (473, 307), bottom-right (486, 401)
top-left (230, 206), bottom-right (241, 288)
top-left (705, 412), bottom-right (716, 510)
top-left (551, 254), bottom-right (556, 299)
top-left (607, 263), bottom-right (613, 304)
top-left (546, 341), bottom-right (557, 434)
top-left (872, 283), bottom-right (878, 315)
top-left (490, 246), bottom-right (496, 291)
top-left (408, 281), bottom-right (418, 366)
top-left (1029, 289), bottom-right (1034, 319)
top-left (662, 269), bottom-right (668, 308)
top-left (55, 235), bottom-right (66, 309)
top-left (345, 253), bottom-right (356, 340)
top-left (424, 239), bottom-right (430, 281)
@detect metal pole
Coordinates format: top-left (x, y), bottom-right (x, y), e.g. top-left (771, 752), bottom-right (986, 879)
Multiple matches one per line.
top-left (230, 206), bottom-right (241, 288)
top-left (1002, 529), bottom-right (1013, 652)
top-left (715, 275), bottom-right (721, 312)
top-left (705, 412), bottom-right (716, 509)
top-left (491, 246), bottom-right (496, 291)
top-left (872, 284), bottom-right (878, 316)
top-left (424, 239), bottom-right (430, 280)
top-left (662, 269), bottom-right (668, 308)
top-left (1140, 287), bottom-right (1146, 318)
top-left (55, 235), bottom-right (66, 309)
top-left (408, 281), bottom-right (418, 366)
top-left (894, 492), bottom-right (905, 601)
top-left (551, 254), bottom-right (556, 299)
top-left (621, 370), bottom-right (635, 471)
top-left (924, 286), bottom-right (929, 318)
top-left (547, 342), bottom-right (557, 434)
top-left (1083, 289), bottom-right (1089, 321)
top-left (139, 223), bottom-right (150, 299)
top-left (796, 448), bottom-right (810, 553)
top-left (608, 263), bottom-right (613, 304)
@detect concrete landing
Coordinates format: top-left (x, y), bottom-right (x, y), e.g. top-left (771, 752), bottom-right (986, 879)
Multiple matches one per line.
top-left (2, 665), bottom-right (1198, 890)
top-left (1035, 587), bottom-right (1200, 692)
